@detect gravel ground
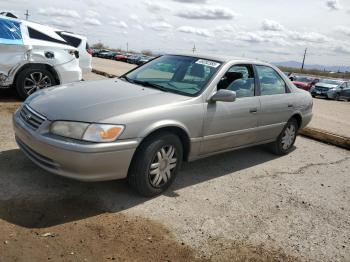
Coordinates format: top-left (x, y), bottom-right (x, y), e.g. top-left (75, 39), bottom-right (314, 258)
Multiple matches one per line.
top-left (0, 70), bottom-right (349, 261)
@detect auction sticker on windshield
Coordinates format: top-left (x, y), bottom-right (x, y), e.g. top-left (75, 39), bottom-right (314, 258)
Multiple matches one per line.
top-left (195, 59), bottom-right (220, 68)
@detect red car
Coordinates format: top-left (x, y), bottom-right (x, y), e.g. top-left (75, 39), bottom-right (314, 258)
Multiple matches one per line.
top-left (115, 54), bottom-right (129, 62)
top-left (292, 76), bottom-right (319, 91)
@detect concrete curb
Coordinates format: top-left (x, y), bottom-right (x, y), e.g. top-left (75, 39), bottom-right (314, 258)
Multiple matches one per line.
top-left (92, 69), bottom-right (117, 78)
top-left (299, 127), bottom-right (350, 150)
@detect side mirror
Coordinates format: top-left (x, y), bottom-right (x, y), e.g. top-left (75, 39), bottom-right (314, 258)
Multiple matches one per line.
top-left (210, 89), bottom-right (236, 102)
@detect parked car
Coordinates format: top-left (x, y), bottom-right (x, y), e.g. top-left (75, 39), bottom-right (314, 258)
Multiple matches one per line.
top-left (13, 54), bottom-right (313, 196)
top-left (136, 55), bottom-right (154, 65)
top-left (310, 79), bottom-right (348, 100)
top-left (127, 54), bottom-right (142, 64)
top-left (292, 76), bottom-right (319, 91)
top-left (95, 50), bottom-right (110, 58)
top-left (115, 54), bottom-right (129, 62)
top-left (56, 31), bottom-right (92, 74)
top-left (0, 16), bottom-right (82, 99)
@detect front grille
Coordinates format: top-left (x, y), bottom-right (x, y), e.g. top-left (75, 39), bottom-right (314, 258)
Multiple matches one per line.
top-left (314, 86), bottom-right (329, 92)
top-left (19, 105), bottom-right (46, 130)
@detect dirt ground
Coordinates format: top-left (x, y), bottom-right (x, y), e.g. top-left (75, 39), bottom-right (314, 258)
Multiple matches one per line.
top-left (0, 71), bottom-right (350, 261)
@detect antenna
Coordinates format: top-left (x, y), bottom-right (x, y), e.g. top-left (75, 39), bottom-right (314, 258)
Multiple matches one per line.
top-left (24, 10), bottom-right (30, 20)
top-left (192, 43), bottom-right (196, 54)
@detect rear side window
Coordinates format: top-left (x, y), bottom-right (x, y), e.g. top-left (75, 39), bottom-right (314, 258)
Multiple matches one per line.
top-left (56, 32), bottom-right (82, 48)
top-left (28, 27), bottom-right (67, 45)
top-left (256, 65), bottom-right (287, 96)
top-left (0, 18), bottom-right (23, 45)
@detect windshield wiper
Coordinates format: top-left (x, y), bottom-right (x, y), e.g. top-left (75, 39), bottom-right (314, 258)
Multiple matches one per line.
top-left (132, 80), bottom-right (169, 92)
top-left (119, 75), bottom-right (134, 83)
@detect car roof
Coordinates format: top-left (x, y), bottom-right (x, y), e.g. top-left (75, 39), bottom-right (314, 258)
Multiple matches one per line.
top-left (169, 53), bottom-right (264, 64)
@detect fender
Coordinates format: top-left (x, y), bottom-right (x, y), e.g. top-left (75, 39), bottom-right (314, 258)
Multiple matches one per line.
top-left (139, 119), bottom-right (192, 139)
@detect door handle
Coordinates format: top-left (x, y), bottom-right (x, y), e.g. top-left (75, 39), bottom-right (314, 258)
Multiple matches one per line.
top-left (249, 107), bottom-right (258, 113)
top-left (288, 103), bottom-right (293, 108)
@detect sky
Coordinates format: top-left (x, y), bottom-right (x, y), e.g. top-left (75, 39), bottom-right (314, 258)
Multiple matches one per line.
top-left (2, 0), bottom-right (350, 66)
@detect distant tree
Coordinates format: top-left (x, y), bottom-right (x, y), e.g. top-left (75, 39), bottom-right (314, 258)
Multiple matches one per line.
top-left (91, 42), bottom-right (108, 49)
top-left (141, 50), bottom-right (153, 56)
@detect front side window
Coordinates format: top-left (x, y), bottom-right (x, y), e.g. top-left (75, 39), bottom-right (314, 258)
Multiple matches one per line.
top-left (218, 65), bottom-right (255, 98)
top-left (125, 55), bottom-right (222, 96)
top-left (256, 65), bottom-right (287, 96)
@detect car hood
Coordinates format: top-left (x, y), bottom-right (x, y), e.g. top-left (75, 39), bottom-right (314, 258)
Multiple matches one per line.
top-left (315, 83), bottom-right (338, 89)
top-left (26, 79), bottom-right (190, 122)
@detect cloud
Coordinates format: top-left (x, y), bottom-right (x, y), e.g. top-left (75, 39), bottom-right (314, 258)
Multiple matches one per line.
top-left (49, 18), bottom-right (73, 28)
top-left (84, 18), bottom-right (101, 26)
top-left (333, 45), bottom-right (350, 54)
top-left (177, 26), bottom-right (212, 37)
top-left (171, 0), bottom-right (208, 2)
top-left (335, 25), bottom-right (350, 36)
top-left (38, 7), bottom-right (80, 18)
top-left (130, 14), bottom-right (140, 23)
top-left (177, 6), bottom-right (236, 20)
top-left (262, 19), bottom-right (285, 31)
top-left (325, 0), bottom-right (341, 10)
top-left (149, 22), bottom-right (173, 31)
top-left (86, 10), bottom-right (100, 18)
top-left (143, 1), bottom-right (170, 12)
top-left (236, 32), bottom-right (265, 43)
top-left (111, 21), bottom-right (128, 28)
top-left (133, 24), bottom-right (144, 31)
top-left (289, 31), bottom-right (329, 43)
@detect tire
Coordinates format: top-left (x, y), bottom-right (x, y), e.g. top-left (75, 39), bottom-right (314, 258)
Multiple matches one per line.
top-left (128, 132), bottom-right (183, 197)
top-left (269, 118), bottom-right (298, 155)
top-left (15, 66), bottom-right (55, 100)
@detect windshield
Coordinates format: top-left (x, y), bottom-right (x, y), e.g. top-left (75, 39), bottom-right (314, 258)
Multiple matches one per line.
top-left (319, 79), bottom-right (342, 85)
top-left (124, 55), bottom-right (222, 96)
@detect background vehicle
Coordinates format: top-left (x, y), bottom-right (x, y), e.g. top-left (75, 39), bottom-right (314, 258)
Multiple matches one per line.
top-left (115, 54), bottom-right (130, 62)
top-left (95, 50), bottom-right (111, 58)
top-left (292, 76), bottom-right (319, 91)
top-left (310, 79), bottom-right (346, 99)
top-left (136, 55), bottom-right (154, 65)
top-left (0, 16), bottom-right (82, 99)
top-left (127, 54), bottom-right (142, 64)
top-left (14, 54), bottom-right (313, 196)
top-left (56, 31), bottom-right (92, 74)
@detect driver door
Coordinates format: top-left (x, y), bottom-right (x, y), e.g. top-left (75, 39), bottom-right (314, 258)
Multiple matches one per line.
top-left (200, 64), bottom-right (261, 155)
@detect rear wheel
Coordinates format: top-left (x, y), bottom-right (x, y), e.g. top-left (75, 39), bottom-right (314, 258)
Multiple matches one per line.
top-left (128, 132), bottom-right (183, 197)
top-left (270, 118), bottom-right (298, 155)
top-left (15, 66), bottom-right (55, 99)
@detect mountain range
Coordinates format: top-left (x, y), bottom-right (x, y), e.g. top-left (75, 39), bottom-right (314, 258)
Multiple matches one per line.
top-left (273, 61), bottom-right (350, 72)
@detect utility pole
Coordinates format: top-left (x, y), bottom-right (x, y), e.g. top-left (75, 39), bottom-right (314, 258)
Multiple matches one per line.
top-left (192, 43), bottom-right (196, 54)
top-left (24, 10), bottom-right (30, 20)
top-left (126, 42), bottom-right (129, 53)
top-left (301, 48), bottom-right (307, 70)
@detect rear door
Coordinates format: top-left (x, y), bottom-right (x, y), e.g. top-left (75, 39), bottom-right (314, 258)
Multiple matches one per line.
top-left (254, 65), bottom-right (295, 142)
top-left (339, 82), bottom-right (350, 100)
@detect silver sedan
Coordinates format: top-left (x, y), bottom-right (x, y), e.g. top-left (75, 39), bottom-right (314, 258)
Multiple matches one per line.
top-left (13, 54), bottom-right (313, 196)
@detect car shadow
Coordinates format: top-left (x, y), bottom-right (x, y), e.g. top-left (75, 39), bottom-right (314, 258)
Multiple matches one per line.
top-left (0, 145), bottom-right (284, 228)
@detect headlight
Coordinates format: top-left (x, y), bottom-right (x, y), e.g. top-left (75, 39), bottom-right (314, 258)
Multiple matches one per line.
top-left (51, 121), bottom-right (89, 140)
top-left (83, 124), bottom-right (124, 142)
top-left (50, 121), bottom-right (124, 142)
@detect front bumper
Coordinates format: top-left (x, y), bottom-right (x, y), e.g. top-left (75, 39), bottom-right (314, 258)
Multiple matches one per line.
top-left (13, 109), bottom-right (139, 181)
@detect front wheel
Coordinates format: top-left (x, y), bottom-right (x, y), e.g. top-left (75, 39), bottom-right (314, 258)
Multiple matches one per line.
top-left (128, 132), bottom-right (183, 197)
top-left (270, 118), bottom-right (298, 155)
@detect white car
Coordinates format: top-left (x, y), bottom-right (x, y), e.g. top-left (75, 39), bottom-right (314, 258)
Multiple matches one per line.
top-left (0, 16), bottom-right (91, 98)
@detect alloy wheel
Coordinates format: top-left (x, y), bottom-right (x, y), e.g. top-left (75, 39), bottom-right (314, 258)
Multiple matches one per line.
top-left (281, 124), bottom-right (296, 150)
top-left (149, 145), bottom-right (177, 188)
top-left (24, 72), bottom-right (52, 95)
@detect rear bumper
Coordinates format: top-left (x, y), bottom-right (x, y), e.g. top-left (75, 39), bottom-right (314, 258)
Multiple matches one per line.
top-left (55, 60), bottom-right (82, 84)
top-left (13, 109), bottom-right (139, 181)
top-left (301, 112), bottom-right (313, 129)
